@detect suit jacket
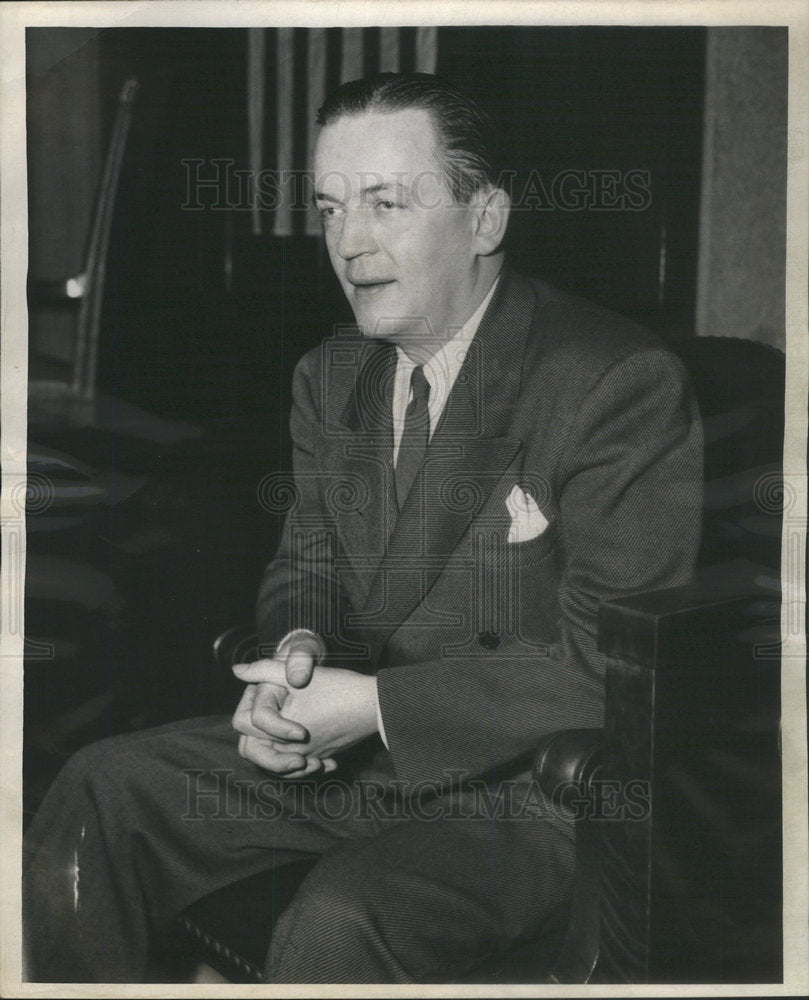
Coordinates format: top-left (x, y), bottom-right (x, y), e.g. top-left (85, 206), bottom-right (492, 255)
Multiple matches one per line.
top-left (257, 268), bottom-right (703, 789)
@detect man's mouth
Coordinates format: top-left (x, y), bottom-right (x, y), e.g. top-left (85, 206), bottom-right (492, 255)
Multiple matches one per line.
top-left (349, 279), bottom-right (395, 295)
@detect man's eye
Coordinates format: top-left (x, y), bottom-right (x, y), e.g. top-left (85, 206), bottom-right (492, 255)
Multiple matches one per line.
top-left (318, 205), bottom-right (341, 220)
top-left (375, 200), bottom-right (398, 212)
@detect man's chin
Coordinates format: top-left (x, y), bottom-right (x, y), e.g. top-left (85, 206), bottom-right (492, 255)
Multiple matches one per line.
top-left (353, 311), bottom-right (408, 343)
top-left (359, 324), bottom-right (404, 343)
top-left (348, 298), bottom-right (438, 349)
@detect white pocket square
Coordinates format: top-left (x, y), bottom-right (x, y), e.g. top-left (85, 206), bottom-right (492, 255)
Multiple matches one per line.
top-left (506, 484), bottom-right (549, 543)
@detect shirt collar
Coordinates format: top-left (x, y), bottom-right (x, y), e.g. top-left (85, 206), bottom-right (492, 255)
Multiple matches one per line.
top-left (395, 273), bottom-right (501, 398)
top-left (390, 274), bottom-right (501, 459)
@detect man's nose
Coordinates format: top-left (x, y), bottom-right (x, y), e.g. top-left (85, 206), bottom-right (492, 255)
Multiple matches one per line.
top-left (336, 206), bottom-right (377, 260)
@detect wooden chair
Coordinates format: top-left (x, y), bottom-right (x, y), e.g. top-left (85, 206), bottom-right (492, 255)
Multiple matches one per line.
top-left (29, 78), bottom-right (139, 419)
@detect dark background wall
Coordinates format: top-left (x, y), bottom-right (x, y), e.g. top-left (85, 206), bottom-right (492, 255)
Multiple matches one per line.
top-left (440, 27), bottom-right (705, 335)
top-left (29, 26), bottom-right (709, 424)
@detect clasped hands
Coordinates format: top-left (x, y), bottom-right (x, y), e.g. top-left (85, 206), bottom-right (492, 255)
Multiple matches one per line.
top-left (232, 632), bottom-right (379, 778)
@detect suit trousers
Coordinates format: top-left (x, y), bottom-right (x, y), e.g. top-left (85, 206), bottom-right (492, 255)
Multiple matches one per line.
top-left (23, 715), bottom-right (575, 983)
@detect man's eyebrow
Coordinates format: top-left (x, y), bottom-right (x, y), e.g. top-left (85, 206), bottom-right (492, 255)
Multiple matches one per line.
top-left (312, 181), bottom-right (409, 206)
top-left (361, 182), bottom-right (408, 199)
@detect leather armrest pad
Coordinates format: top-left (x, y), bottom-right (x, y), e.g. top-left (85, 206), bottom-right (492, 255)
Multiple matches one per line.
top-left (213, 624), bottom-right (259, 668)
top-left (533, 728), bottom-right (604, 797)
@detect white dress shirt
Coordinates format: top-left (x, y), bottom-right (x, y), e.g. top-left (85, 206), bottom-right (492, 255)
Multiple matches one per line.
top-left (391, 275), bottom-right (500, 465)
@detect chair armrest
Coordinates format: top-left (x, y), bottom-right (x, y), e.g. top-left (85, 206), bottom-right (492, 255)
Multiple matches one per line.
top-left (597, 557), bottom-right (779, 670)
top-left (546, 561), bottom-right (781, 985)
top-left (212, 625), bottom-right (259, 668)
top-left (592, 558), bottom-right (782, 984)
top-left (533, 728), bottom-right (604, 803)
top-left (535, 728), bottom-right (604, 985)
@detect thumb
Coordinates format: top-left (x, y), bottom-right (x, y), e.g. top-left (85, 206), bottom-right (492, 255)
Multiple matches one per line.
top-left (232, 658), bottom-right (285, 684)
top-left (286, 649), bottom-right (315, 688)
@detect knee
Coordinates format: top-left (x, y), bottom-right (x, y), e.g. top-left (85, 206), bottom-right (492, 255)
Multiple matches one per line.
top-left (267, 853), bottom-right (421, 983)
top-left (285, 860), bottom-right (378, 938)
top-left (269, 858), bottom-right (383, 966)
top-left (57, 731), bottom-right (156, 799)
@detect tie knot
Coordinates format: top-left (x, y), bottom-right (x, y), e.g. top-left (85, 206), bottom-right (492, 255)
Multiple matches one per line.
top-left (410, 365), bottom-right (430, 405)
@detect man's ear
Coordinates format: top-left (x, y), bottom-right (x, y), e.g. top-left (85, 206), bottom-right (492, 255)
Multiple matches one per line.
top-left (471, 186), bottom-right (511, 256)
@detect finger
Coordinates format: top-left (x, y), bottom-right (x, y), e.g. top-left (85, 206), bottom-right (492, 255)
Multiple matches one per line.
top-left (232, 685), bottom-right (261, 739)
top-left (232, 658), bottom-right (286, 684)
top-left (251, 685), bottom-right (308, 742)
top-left (233, 684), bottom-right (277, 741)
top-left (299, 755), bottom-right (327, 778)
top-left (283, 756), bottom-right (337, 780)
top-left (282, 766), bottom-right (319, 779)
top-left (266, 744), bottom-right (337, 775)
top-left (268, 737), bottom-right (315, 755)
top-left (232, 683), bottom-right (305, 742)
top-left (238, 734), bottom-right (308, 774)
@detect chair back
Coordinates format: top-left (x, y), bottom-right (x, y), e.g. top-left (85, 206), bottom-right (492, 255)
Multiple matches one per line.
top-left (669, 336), bottom-right (785, 570)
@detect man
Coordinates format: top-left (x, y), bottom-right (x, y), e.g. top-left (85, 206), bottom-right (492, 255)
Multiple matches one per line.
top-left (23, 72), bottom-right (703, 983)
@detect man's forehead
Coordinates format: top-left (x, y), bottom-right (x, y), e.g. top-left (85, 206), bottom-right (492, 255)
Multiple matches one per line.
top-left (313, 107), bottom-right (443, 194)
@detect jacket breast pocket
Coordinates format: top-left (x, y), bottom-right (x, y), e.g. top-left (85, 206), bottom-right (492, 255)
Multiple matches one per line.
top-left (504, 516), bottom-right (559, 562)
top-left (466, 519), bottom-right (559, 633)
top-left (470, 513), bottom-right (559, 567)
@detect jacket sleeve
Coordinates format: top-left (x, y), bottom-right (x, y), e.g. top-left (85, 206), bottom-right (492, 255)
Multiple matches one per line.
top-left (376, 348), bottom-right (704, 787)
top-left (255, 352), bottom-right (345, 654)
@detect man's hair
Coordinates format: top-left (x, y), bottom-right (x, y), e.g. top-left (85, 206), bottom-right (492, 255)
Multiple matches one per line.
top-left (316, 72), bottom-right (496, 205)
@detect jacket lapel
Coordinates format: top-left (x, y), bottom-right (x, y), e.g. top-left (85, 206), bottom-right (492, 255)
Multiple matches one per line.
top-left (358, 269), bottom-right (537, 661)
top-left (317, 337), bottom-right (399, 604)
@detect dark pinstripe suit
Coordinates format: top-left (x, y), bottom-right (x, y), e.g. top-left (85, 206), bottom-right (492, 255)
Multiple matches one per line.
top-left (23, 268), bottom-right (702, 983)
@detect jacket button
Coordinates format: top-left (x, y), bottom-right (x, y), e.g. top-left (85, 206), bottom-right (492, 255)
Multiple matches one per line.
top-left (478, 631), bottom-right (501, 650)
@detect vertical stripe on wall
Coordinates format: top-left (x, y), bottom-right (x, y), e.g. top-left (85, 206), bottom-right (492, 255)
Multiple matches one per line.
top-left (247, 28), bottom-right (266, 236)
top-left (399, 27), bottom-right (418, 73)
top-left (415, 27), bottom-right (437, 74)
top-left (292, 29), bottom-right (309, 236)
top-left (364, 28), bottom-right (381, 75)
top-left (341, 28), bottom-right (364, 85)
top-left (325, 28), bottom-right (343, 102)
top-left (273, 27), bottom-right (295, 237)
top-left (380, 27), bottom-right (401, 73)
top-left (305, 29), bottom-right (328, 235)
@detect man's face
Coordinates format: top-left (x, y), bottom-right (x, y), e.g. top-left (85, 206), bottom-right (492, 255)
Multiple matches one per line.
top-left (313, 108), bottom-right (481, 353)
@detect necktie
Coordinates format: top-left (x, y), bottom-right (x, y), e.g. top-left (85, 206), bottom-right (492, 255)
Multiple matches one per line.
top-left (395, 365), bottom-right (430, 510)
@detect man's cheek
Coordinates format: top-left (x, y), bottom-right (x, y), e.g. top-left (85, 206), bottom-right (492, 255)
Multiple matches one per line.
top-left (324, 241), bottom-right (344, 275)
